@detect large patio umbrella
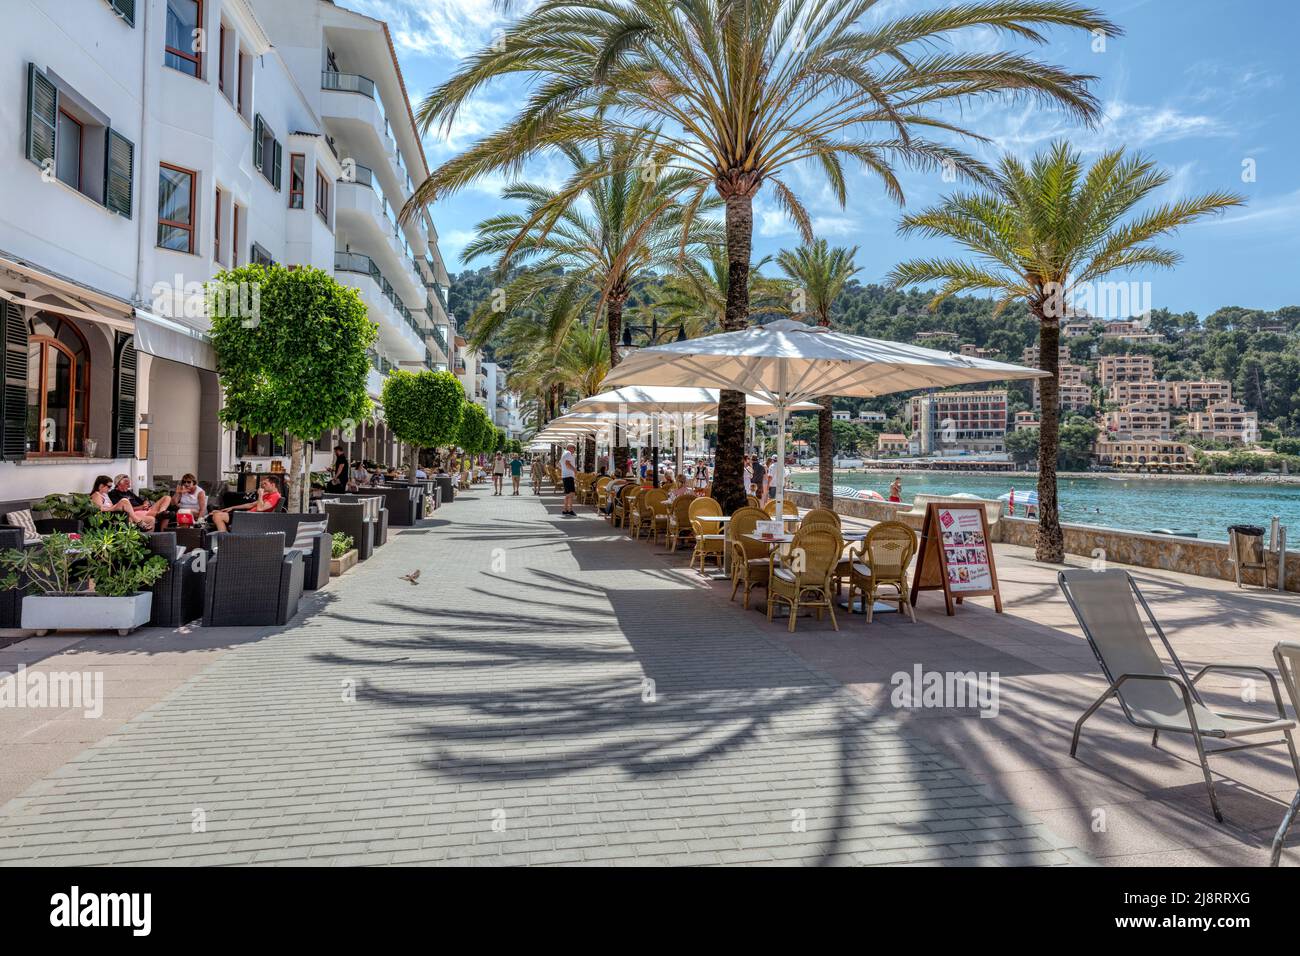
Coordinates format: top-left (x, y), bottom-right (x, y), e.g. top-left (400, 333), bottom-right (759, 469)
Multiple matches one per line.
top-left (568, 386), bottom-right (817, 482)
top-left (602, 319), bottom-right (1048, 512)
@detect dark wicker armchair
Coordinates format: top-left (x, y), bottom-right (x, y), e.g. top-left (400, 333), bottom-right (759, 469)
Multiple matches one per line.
top-left (202, 532), bottom-right (304, 627)
top-left (331, 494), bottom-right (388, 546)
top-left (0, 527), bottom-right (26, 629)
top-left (144, 532), bottom-right (206, 627)
top-left (322, 501), bottom-right (375, 561)
top-left (228, 512), bottom-right (331, 590)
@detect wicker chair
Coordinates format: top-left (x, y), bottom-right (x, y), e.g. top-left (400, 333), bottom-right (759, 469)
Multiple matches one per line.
top-left (688, 497), bottom-right (725, 573)
top-left (228, 512), bottom-right (331, 590)
top-left (847, 521), bottom-right (917, 623)
top-left (612, 484), bottom-right (637, 528)
top-left (144, 532), bottom-right (205, 627)
top-left (632, 487), bottom-right (666, 540)
top-left (322, 500), bottom-right (375, 560)
top-left (763, 498), bottom-right (799, 520)
top-left (594, 476), bottom-right (612, 511)
top-left (767, 525), bottom-right (842, 633)
top-left (0, 527), bottom-right (27, 628)
top-left (202, 532), bottom-right (305, 627)
top-left (746, 495), bottom-right (761, 509)
top-left (728, 506), bottom-right (772, 610)
top-left (625, 487), bottom-right (648, 536)
top-left (801, 507), bottom-right (840, 529)
top-left (666, 496), bottom-right (695, 552)
top-left (646, 488), bottom-right (672, 545)
top-left (800, 508), bottom-right (849, 593)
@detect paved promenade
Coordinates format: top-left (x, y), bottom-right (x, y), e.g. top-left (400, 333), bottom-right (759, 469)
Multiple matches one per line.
top-left (0, 489), bottom-right (1084, 866)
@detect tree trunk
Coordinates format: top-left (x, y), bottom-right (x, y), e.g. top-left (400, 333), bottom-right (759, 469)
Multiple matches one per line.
top-left (408, 443), bottom-right (419, 482)
top-left (817, 397), bottom-right (834, 508)
top-left (1035, 303), bottom-right (1064, 562)
top-left (608, 298), bottom-right (629, 477)
top-left (288, 436), bottom-right (307, 514)
top-left (713, 186), bottom-right (756, 514)
top-left (583, 434), bottom-right (596, 474)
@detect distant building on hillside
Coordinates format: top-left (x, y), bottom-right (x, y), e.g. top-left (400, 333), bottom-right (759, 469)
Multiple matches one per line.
top-left (959, 343), bottom-right (999, 359)
top-left (1012, 411), bottom-right (1039, 430)
top-left (1109, 380), bottom-right (1171, 410)
top-left (1187, 400), bottom-right (1258, 444)
top-left (1033, 382), bottom-right (1092, 413)
top-left (1022, 344), bottom-right (1070, 366)
top-left (856, 410), bottom-right (887, 425)
top-left (915, 331), bottom-right (958, 344)
top-left (907, 390), bottom-right (1008, 456)
top-left (876, 433), bottom-right (909, 455)
top-left (1171, 380), bottom-right (1232, 409)
top-left (1093, 436), bottom-right (1192, 469)
top-left (832, 410), bottom-right (851, 421)
top-left (1103, 403), bottom-right (1172, 440)
top-left (1097, 354), bottom-right (1155, 387)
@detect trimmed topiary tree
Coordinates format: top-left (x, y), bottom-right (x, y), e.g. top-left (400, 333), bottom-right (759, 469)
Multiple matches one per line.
top-left (209, 264), bottom-right (377, 513)
top-left (381, 369), bottom-right (465, 480)
top-left (458, 402), bottom-right (494, 456)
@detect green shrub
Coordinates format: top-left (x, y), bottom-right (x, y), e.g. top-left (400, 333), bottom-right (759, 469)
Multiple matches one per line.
top-left (330, 532), bottom-right (354, 559)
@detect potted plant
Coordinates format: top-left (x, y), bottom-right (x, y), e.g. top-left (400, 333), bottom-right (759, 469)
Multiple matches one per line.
top-left (329, 532), bottom-right (357, 576)
top-left (0, 527), bottom-right (169, 636)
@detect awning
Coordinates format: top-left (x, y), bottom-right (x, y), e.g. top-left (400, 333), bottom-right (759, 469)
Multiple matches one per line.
top-left (133, 309), bottom-right (217, 371)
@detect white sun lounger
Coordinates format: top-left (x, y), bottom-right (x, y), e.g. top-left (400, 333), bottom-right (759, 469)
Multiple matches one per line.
top-left (1058, 568), bottom-right (1300, 828)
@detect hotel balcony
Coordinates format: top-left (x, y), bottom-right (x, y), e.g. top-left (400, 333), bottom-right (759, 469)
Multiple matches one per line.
top-left (334, 167), bottom-right (424, 305)
top-left (334, 251), bottom-right (424, 361)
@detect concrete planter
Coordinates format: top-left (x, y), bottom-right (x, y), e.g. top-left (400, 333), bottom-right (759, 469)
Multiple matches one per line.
top-left (330, 549), bottom-right (358, 576)
top-left (21, 592), bottom-right (153, 636)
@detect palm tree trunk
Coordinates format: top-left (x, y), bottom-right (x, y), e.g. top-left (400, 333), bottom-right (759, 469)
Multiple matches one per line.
top-left (608, 299), bottom-right (629, 477)
top-left (714, 187), bottom-right (755, 514)
top-left (817, 398), bottom-right (834, 507)
top-left (583, 434), bottom-right (596, 474)
top-left (1035, 305), bottom-right (1064, 562)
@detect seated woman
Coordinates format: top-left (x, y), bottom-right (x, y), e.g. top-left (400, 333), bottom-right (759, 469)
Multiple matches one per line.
top-left (209, 476), bottom-right (282, 532)
top-left (172, 474), bottom-right (207, 524)
top-left (90, 475), bottom-right (146, 526)
top-left (105, 475), bottom-right (172, 531)
top-left (667, 474), bottom-right (692, 502)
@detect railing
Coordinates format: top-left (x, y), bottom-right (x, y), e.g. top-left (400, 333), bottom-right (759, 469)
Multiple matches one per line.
top-left (322, 70), bottom-right (375, 98)
top-left (334, 251), bottom-right (423, 341)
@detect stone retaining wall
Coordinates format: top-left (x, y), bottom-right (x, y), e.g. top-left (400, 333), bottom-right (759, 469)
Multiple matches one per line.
top-left (784, 488), bottom-right (1298, 591)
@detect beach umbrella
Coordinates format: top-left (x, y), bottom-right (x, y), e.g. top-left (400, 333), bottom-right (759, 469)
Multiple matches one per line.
top-left (602, 319), bottom-right (1047, 513)
top-left (999, 488), bottom-right (1039, 514)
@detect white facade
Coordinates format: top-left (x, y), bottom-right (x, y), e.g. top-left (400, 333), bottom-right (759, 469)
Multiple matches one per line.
top-left (0, 0), bottom-right (453, 503)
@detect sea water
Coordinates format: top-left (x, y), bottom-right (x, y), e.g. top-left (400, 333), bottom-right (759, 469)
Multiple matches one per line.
top-left (788, 471), bottom-right (1300, 542)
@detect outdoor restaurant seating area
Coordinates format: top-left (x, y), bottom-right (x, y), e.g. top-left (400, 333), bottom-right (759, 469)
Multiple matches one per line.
top-left (0, 469), bottom-right (448, 633)
top-left (552, 464), bottom-right (919, 634)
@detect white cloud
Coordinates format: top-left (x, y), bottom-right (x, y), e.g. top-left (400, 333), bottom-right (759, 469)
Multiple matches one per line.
top-left (343, 0), bottom-right (536, 62)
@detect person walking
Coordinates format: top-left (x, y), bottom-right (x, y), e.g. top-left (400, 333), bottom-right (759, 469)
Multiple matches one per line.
top-left (560, 443), bottom-right (578, 516)
top-left (530, 455), bottom-right (545, 495)
top-left (327, 444), bottom-right (349, 493)
top-left (753, 455), bottom-right (767, 504)
top-left (492, 452), bottom-right (506, 496)
top-left (888, 476), bottom-right (903, 503)
top-left (509, 454), bottom-right (523, 495)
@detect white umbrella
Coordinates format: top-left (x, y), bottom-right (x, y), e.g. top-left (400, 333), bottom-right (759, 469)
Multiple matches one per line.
top-left (602, 319), bottom-right (1047, 512)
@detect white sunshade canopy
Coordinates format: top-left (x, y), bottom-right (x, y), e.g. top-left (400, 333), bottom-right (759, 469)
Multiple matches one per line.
top-left (602, 319), bottom-right (1047, 404)
top-left (601, 319), bottom-right (1047, 509)
top-left (570, 386), bottom-right (817, 417)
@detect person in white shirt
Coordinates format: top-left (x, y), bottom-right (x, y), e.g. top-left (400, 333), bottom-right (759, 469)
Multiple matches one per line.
top-left (560, 444), bottom-right (577, 516)
top-left (491, 452), bottom-right (506, 496)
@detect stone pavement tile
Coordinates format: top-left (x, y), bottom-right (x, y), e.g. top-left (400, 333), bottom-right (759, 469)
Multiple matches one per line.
top-left (0, 491), bottom-right (1085, 867)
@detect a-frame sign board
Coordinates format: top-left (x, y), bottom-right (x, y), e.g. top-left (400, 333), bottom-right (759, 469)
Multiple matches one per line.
top-left (909, 502), bottom-right (1004, 616)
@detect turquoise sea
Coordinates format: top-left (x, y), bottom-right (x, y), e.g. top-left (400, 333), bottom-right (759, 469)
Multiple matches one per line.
top-left (788, 471), bottom-right (1300, 542)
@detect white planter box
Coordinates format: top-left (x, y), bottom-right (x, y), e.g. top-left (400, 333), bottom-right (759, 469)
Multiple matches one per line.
top-left (21, 592), bottom-right (153, 636)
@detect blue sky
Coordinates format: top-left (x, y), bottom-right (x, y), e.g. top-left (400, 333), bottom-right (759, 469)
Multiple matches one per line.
top-left (347, 0), bottom-right (1300, 318)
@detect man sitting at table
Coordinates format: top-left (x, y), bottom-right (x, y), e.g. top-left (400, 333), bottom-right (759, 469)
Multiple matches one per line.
top-left (107, 475), bottom-right (171, 531)
top-left (209, 476), bottom-right (282, 531)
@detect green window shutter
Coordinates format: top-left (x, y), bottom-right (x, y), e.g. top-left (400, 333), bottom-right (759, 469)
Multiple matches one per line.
top-left (25, 63), bottom-right (57, 171)
top-left (112, 332), bottom-right (137, 459)
top-left (0, 301), bottom-right (28, 460)
top-left (253, 114), bottom-right (264, 172)
top-left (103, 129), bottom-right (134, 218)
top-left (109, 0), bottom-right (136, 26)
top-left (272, 140), bottom-right (282, 190)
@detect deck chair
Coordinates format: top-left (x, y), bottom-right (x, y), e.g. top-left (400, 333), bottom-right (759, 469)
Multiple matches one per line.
top-left (1272, 642), bottom-right (1300, 866)
top-left (1059, 568), bottom-right (1300, 824)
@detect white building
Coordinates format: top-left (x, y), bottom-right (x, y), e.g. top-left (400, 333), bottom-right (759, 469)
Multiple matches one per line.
top-left (0, 0), bottom-right (453, 503)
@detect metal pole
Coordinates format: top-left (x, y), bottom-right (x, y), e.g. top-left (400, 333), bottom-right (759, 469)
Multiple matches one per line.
top-left (652, 414), bottom-right (660, 487)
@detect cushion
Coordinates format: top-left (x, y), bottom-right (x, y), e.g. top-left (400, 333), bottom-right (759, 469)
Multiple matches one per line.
top-left (5, 509), bottom-right (39, 543)
top-left (773, 567), bottom-right (796, 583)
top-left (852, 562), bottom-right (872, 577)
top-left (292, 519), bottom-right (328, 551)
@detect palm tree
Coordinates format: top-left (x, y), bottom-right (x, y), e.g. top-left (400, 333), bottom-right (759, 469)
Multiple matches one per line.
top-left (407, 0), bottom-right (1120, 512)
top-left (460, 133), bottom-right (721, 474)
top-left (654, 246), bottom-right (789, 339)
top-left (888, 143), bottom-right (1242, 561)
top-left (775, 240), bottom-right (860, 507)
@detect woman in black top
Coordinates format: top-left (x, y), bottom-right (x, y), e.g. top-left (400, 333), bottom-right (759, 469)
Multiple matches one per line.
top-left (327, 445), bottom-right (349, 493)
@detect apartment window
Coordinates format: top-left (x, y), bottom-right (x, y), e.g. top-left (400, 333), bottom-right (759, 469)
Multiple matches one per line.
top-left (250, 242), bottom-right (275, 266)
top-left (315, 167), bottom-right (330, 222)
top-left (231, 202), bottom-right (244, 266)
top-left (288, 153), bottom-right (305, 208)
top-left (24, 63), bottom-right (134, 217)
top-left (55, 109), bottom-right (83, 189)
top-left (157, 163), bottom-right (197, 253)
top-left (213, 186), bottom-right (224, 264)
top-left (236, 51), bottom-right (250, 117)
top-left (218, 24), bottom-right (227, 95)
top-left (164, 0), bottom-right (203, 78)
top-left (252, 114), bottom-right (282, 189)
